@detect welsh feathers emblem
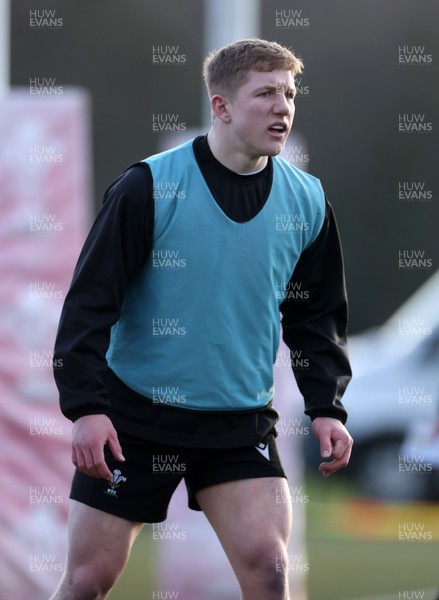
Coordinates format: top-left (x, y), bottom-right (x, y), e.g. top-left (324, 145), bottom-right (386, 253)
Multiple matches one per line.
top-left (104, 469), bottom-right (127, 497)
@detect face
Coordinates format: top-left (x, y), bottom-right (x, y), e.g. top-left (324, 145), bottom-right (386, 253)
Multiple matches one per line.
top-left (222, 69), bottom-right (296, 161)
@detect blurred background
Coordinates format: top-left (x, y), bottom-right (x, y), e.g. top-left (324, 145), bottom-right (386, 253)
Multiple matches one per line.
top-left (2, 0), bottom-right (439, 598)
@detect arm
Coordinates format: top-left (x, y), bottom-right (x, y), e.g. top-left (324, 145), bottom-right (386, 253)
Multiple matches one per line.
top-left (280, 198), bottom-right (353, 475)
top-left (54, 163), bottom-right (153, 478)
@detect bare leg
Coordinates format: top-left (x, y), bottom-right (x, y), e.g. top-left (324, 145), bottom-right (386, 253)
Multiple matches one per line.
top-left (196, 477), bottom-right (293, 600)
top-left (49, 500), bottom-right (143, 600)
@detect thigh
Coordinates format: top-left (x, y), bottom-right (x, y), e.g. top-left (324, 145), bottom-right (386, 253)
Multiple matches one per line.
top-left (64, 499), bottom-right (143, 582)
top-left (70, 432), bottom-right (185, 523)
top-left (196, 476), bottom-right (292, 570)
top-left (185, 433), bottom-right (286, 511)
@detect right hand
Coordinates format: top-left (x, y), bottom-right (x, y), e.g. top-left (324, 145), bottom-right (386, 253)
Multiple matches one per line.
top-left (71, 414), bottom-right (125, 480)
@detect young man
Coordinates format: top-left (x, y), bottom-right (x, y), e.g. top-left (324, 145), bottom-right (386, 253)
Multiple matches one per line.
top-left (51, 39), bottom-right (353, 600)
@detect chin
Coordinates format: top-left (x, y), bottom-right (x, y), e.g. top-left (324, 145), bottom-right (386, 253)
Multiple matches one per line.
top-left (267, 142), bottom-right (285, 157)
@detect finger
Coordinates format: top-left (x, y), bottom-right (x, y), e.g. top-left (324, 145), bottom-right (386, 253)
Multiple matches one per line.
top-left (74, 447), bottom-right (89, 475)
top-left (71, 446), bottom-right (79, 469)
top-left (75, 446), bottom-right (105, 479)
top-left (319, 459), bottom-right (343, 477)
top-left (318, 432), bottom-right (332, 459)
top-left (319, 444), bottom-right (352, 476)
top-left (90, 445), bottom-right (113, 481)
top-left (331, 437), bottom-right (350, 460)
top-left (108, 430), bottom-right (125, 463)
top-left (74, 446), bottom-right (97, 478)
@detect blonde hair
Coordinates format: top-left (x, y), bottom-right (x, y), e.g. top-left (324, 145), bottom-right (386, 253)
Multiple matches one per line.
top-left (203, 38), bottom-right (303, 99)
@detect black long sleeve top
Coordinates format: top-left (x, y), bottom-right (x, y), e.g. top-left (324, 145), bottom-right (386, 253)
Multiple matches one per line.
top-left (53, 135), bottom-right (351, 448)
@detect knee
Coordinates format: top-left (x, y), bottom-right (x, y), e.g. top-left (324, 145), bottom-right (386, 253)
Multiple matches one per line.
top-left (62, 566), bottom-right (118, 600)
top-left (241, 541), bottom-right (289, 598)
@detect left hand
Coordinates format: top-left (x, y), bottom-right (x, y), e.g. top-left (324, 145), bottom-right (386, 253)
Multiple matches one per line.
top-left (312, 417), bottom-right (353, 477)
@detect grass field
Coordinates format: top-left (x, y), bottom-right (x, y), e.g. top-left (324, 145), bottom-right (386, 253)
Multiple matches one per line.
top-left (109, 475), bottom-right (439, 599)
top-left (306, 475), bottom-right (439, 599)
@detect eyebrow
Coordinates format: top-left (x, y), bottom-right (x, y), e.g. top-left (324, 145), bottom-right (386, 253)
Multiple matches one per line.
top-left (254, 85), bottom-right (296, 95)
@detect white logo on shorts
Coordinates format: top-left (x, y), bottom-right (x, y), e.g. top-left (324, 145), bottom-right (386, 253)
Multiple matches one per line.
top-left (104, 469), bottom-right (127, 497)
top-left (255, 442), bottom-right (270, 461)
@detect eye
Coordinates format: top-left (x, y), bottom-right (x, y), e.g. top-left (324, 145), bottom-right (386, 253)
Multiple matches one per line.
top-left (258, 90), bottom-right (272, 97)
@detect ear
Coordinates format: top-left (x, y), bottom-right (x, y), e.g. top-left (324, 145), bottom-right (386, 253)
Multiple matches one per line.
top-left (211, 94), bottom-right (232, 123)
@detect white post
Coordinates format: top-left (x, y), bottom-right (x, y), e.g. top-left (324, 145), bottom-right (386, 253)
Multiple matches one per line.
top-left (0, 0), bottom-right (10, 95)
top-left (202, 0), bottom-right (261, 126)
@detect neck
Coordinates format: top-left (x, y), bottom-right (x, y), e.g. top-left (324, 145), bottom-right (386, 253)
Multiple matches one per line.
top-left (207, 128), bottom-right (268, 174)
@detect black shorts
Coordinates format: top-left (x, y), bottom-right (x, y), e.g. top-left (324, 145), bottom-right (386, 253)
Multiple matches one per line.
top-left (70, 431), bottom-right (286, 523)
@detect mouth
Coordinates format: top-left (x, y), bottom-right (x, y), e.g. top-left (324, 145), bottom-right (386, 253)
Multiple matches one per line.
top-left (268, 123), bottom-right (288, 137)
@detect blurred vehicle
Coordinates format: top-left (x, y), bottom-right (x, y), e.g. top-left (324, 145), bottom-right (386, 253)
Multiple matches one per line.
top-left (305, 270), bottom-right (439, 500)
top-left (344, 325), bottom-right (438, 500)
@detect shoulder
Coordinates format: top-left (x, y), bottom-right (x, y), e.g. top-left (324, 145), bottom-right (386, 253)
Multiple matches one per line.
top-left (108, 162), bottom-right (152, 196)
top-left (102, 163), bottom-right (153, 213)
top-left (273, 156), bottom-right (326, 247)
top-left (273, 155), bottom-right (323, 194)
top-left (273, 156), bottom-right (325, 216)
top-left (142, 139), bottom-right (196, 169)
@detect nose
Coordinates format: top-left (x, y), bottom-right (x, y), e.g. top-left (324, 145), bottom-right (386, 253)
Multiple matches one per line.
top-left (273, 93), bottom-right (293, 115)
